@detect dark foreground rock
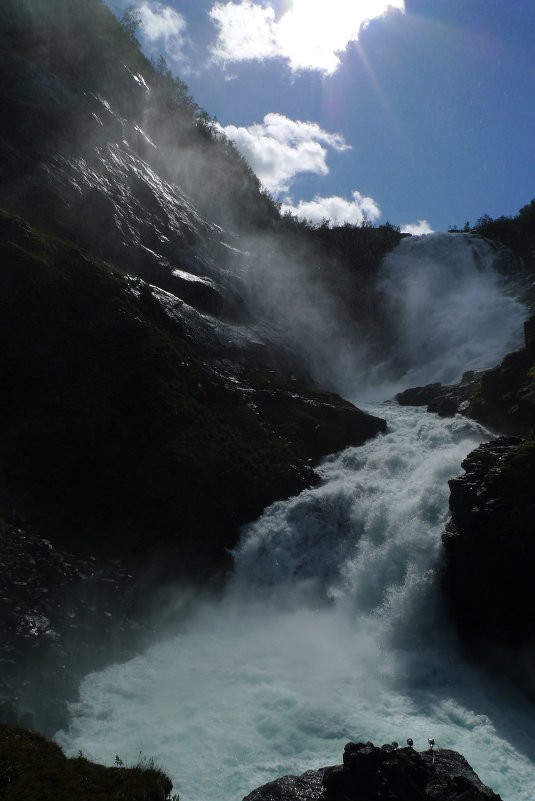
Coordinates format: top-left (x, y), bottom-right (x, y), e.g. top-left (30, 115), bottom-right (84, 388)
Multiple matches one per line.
top-left (0, 723), bottom-right (175, 801)
top-left (243, 741), bottom-right (501, 801)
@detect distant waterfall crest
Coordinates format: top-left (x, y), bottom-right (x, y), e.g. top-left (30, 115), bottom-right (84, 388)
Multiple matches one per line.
top-left (357, 232), bottom-right (527, 400)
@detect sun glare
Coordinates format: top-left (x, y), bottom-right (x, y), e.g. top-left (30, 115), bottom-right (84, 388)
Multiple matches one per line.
top-left (278, 0), bottom-right (405, 72)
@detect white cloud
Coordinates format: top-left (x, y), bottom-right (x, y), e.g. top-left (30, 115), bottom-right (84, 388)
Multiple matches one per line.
top-left (210, 2), bottom-right (279, 63)
top-left (209, 0), bottom-right (405, 74)
top-left (281, 191), bottom-right (382, 227)
top-left (401, 219), bottom-right (434, 235)
top-left (135, 1), bottom-right (189, 62)
top-left (220, 113), bottom-right (350, 194)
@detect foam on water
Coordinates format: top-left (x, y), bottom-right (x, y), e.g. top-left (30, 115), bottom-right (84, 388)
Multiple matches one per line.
top-left (56, 406), bottom-right (535, 801)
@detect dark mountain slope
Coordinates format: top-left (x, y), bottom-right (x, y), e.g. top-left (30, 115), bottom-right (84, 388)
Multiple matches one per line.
top-left (0, 0), bottom-right (395, 730)
top-left (0, 209), bottom-right (385, 569)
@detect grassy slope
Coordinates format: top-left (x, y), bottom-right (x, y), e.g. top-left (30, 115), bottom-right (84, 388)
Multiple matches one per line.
top-left (0, 724), bottom-right (175, 801)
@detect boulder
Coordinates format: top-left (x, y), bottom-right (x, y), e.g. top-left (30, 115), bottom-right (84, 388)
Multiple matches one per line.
top-left (243, 741), bottom-right (501, 801)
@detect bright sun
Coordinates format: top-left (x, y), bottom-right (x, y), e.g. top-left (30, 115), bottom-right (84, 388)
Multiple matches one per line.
top-left (277, 0), bottom-right (405, 73)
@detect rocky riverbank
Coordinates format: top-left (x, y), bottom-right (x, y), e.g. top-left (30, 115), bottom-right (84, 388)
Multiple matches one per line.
top-left (441, 436), bottom-right (535, 692)
top-left (396, 315), bottom-right (535, 433)
top-left (0, 518), bottom-right (149, 734)
top-left (397, 319), bottom-right (535, 692)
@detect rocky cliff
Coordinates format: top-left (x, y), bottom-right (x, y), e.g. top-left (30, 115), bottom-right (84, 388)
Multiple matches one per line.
top-left (0, 0), bottom-right (394, 571)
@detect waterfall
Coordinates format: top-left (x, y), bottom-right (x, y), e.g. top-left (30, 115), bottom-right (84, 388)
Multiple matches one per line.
top-left (55, 234), bottom-right (533, 801)
top-left (357, 232), bottom-right (526, 400)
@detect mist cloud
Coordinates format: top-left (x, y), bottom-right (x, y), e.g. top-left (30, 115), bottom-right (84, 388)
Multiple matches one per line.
top-left (220, 113), bottom-right (350, 195)
top-left (209, 0), bottom-right (405, 74)
top-left (281, 191), bottom-right (382, 227)
top-left (135, 1), bottom-right (189, 64)
top-left (401, 219), bottom-right (434, 235)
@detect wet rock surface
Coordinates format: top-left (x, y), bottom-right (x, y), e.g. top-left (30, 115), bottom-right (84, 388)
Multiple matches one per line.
top-left (0, 519), bottom-right (145, 734)
top-left (442, 436), bottom-right (535, 690)
top-left (396, 315), bottom-right (535, 433)
top-left (395, 372), bottom-right (481, 418)
top-left (243, 741), bottom-right (501, 801)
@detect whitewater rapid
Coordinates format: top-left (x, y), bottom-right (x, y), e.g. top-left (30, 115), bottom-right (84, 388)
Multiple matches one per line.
top-left (56, 406), bottom-right (535, 801)
top-left (56, 233), bottom-right (534, 800)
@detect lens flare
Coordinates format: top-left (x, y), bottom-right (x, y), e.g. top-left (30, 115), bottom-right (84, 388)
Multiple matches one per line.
top-left (277, 0), bottom-right (405, 72)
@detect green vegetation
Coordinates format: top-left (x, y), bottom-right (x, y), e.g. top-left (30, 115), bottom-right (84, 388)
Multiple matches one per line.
top-left (463, 199), bottom-right (535, 292)
top-left (0, 724), bottom-right (175, 801)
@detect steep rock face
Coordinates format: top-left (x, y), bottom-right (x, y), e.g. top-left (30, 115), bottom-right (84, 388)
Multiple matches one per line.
top-left (442, 436), bottom-right (535, 686)
top-left (243, 741), bottom-right (501, 801)
top-left (468, 317), bottom-right (535, 434)
top-left (0, 0), bottom-right (405, 379)
top-left (0, 210), bottom-right (386, 569)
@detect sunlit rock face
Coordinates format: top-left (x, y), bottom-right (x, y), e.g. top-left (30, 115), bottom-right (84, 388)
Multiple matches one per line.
top-left (0, 39), bottom-right (245, 318)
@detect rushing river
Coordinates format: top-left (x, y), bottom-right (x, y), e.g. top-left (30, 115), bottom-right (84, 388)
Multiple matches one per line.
top-left (56, 234), bottom-right (535, 799)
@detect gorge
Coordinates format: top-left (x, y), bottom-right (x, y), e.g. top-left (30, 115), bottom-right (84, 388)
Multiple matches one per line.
top-left (1, 2), bottom-right (535, 800)
top-left (53, 236), bottom-right (534, 801)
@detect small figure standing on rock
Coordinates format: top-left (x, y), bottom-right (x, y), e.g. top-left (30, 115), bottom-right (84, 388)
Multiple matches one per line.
top-left (428, 737), bottom-right (435, 763)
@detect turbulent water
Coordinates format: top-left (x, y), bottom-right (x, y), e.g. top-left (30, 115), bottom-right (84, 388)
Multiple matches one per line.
top-left (56, 234), bottom-right (535, 800)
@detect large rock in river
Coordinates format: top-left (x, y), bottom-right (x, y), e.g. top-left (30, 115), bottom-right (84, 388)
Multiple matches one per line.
top-left (243, 741), bottom-right (501, 801)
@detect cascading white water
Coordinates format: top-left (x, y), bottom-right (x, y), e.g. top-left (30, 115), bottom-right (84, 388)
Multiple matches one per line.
top-left (56, 233), bottom-right (534, 800)
top-left (356, 233), bottom-right (526, 400)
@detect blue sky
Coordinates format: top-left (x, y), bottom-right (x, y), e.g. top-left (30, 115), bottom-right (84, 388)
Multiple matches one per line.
top-left (106, 0), bottom-right (535, 233)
